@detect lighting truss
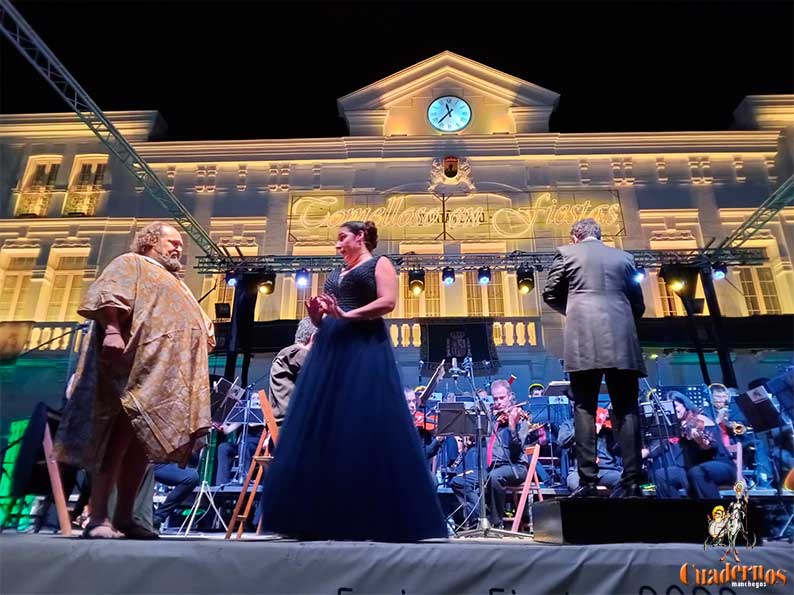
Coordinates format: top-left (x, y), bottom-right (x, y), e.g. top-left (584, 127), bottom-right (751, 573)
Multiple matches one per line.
top-left (196, 247), bottom-right (767, 275)
top-left (0, 0), bottom-right (226, 260)
top-left (710, 174), bottom-right (794, 261)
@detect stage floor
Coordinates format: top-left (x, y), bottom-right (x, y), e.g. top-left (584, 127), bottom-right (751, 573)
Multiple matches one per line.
top-left (1, 532), bottom-right (792, 595)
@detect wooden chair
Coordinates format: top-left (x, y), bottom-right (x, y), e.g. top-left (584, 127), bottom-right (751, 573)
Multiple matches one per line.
top-left (504, 444), bottom-right (544, 533)
top-left (224, 390), bottom-right (280, 539)
top-left (2, 403), bottom-right (72, 536)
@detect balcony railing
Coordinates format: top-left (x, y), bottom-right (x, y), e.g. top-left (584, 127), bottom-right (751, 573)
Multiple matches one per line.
top-left (63, 187), bottom-right (102, 216)
top-left (386, 317), bottom-right (543, 350)
top-left (16, 322), bottom-right (86, 355)
top-left (13, 189), bottom-right (53, 217)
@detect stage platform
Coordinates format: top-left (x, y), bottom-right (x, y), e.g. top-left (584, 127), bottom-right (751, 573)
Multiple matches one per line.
top-left (1, 532), bottom-right (792, 595)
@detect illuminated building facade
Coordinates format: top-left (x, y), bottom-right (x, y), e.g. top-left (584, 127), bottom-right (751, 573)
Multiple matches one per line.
top-left (1, 52), bottom-right (792, 414)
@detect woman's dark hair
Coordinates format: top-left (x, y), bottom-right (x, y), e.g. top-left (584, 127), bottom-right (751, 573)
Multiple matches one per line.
top-left (341, 220), bottom-right (378, 251)
top-left (667, 390), bottom-right (697, 412)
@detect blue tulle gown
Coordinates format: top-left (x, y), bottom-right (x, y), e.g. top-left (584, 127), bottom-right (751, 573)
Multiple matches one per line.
top-left (259, 256), bottom-right (448, 541)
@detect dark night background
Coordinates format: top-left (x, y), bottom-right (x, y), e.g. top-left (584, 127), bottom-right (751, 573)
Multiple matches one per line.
top-left (1, 0), bottom-right (792, 140)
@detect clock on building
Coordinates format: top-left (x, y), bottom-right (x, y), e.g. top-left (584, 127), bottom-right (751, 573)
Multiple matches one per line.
top-left (427, 96), bottom-right (472, 132)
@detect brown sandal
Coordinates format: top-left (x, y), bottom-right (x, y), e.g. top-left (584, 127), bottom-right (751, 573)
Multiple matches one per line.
top-left (117, 523), bottom-right (159, 540)
top-left (82, 521), bottom-right (123, 539)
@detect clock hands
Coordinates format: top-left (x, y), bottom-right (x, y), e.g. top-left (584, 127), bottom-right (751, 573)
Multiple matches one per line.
top-left (437, 103), bottom-right (454, 125)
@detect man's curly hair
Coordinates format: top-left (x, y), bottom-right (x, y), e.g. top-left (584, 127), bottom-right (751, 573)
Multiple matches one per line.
top-left (130, 221), bottom-right (169, 254)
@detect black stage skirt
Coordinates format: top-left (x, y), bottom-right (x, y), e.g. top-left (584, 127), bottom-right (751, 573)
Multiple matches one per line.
top-left (259, 317), bottom-right (448, 542)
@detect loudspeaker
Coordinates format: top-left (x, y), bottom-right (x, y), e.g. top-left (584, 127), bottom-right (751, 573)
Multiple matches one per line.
top-left (214, 303), bottom-right (231, 319)
top-left (532, 498), bottom-right (764, 545)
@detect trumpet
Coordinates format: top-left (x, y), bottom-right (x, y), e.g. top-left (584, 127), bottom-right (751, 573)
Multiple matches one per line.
top-left (726, 420), bottom-right (747, 436)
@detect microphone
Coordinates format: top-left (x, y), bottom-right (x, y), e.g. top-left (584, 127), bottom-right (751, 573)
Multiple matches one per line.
top-left (450, 357), bottom-right (462, 378)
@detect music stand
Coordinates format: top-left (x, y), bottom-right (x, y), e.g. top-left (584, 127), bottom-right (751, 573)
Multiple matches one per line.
top-left (436, 403), bottom-right (488, 437)
top-left (735, 386), bottom-right (785, 434)
top-left (224, 391), bottom-right (264, 484)
top-left (735, 385), bottom-right (793, 539)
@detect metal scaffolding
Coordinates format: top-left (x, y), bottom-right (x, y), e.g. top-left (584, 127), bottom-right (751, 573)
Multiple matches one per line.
top-left (196, 247), bottom-right (767, 275)
top-left (0, 0), bottom-right (226, 261)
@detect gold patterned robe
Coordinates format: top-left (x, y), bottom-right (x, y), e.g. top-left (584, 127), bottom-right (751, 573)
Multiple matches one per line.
top-left (55, 253), bottom-right (215, 470)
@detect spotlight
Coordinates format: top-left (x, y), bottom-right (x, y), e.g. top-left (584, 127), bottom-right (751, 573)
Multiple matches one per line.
top-left (442, 267), bottom-right (455, 286)
top-left (258, 271), bottom-right (276, 295)
top-left (478, 267), bottom-right (491, 285)
top-left (712, 263), bottom-right (727, 281)
top-left (408, 269), bottom-right (425, 296)
top-left (295, 268), bottom-right (310, 289)
top-left (516, 265), bottom-right (535, 294)
top-left (659, 264), bottom-right (699, 300)
top-left (633, 266), bottom-right (646, 284)
top-left (225, 272), bottom-right (239, 288)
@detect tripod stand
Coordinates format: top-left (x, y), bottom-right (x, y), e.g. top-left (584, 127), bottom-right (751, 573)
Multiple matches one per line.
top-left (178, 428), bottom-right (228, 536)
top-left (640, 379), bottom-right (678, 494)
top-left (455, 358), bottom-right (529, 539)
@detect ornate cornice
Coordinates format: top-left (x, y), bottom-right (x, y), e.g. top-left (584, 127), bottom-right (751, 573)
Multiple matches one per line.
top-left (0, 111), bottom-right (165, 142)
top-left (2, 238), bottom-right (40, 250)
top-left (649, 229), bottom-right (696, 242)
top-left (125, 131), bottom-right (780, 163)
top-left (52, 237), bottom-right (93, 249)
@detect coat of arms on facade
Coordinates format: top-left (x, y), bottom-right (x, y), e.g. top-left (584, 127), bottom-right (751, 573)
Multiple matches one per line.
top-left (429, 155), bottom-right (475, 194)
top-left (446, 330), bottom-right (472, 360)
top-left (704, 480), bottom-right (756, 562)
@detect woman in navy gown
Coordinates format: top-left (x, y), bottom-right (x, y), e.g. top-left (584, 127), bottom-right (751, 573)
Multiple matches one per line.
top-left (259, 220), bottom-right (448, 542)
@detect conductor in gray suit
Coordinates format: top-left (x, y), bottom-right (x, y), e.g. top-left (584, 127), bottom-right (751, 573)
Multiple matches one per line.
top-left (543, 218), bottom-right (647, 498)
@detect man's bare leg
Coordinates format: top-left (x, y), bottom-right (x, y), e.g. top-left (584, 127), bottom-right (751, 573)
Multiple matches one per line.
top-left (85, 415), bottom-right (132, 538)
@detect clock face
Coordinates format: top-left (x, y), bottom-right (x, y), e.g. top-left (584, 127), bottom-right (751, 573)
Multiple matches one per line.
top-left (427, 96), bottom-right (472, 132)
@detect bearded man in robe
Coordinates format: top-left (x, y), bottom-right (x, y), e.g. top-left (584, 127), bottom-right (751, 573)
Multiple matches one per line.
top-left (55, 221), bottom-right (215, 538)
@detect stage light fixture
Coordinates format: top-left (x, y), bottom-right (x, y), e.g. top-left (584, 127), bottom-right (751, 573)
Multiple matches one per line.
top-left (225, 272), bottom-right (239, 288)
top-left (258, 271), bottom-right (276, 295)
top-left (659, 264), bottom-right (699, 300)
top-left (516, 265), bottom-right (535, 294)
top-left (442, 267), bottom-right (456, 286)
top-left (478, 267), bottom-right (491, 285)
top-left (408, 269), bottom-right (425, 296)
top-left (295, 268), bottom-right (311, 289)
top-left (633, 266), bottom-right (646, 284)
top-left (712, 263), bottom-right (727, 281)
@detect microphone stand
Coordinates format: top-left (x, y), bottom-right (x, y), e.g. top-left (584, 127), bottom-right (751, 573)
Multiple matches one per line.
top-left (457, 358), bottom-right (528, 539)
top-left (230, 371), bottom-right (269, 484)
top-left (641, 378), bottom-right (675, 494)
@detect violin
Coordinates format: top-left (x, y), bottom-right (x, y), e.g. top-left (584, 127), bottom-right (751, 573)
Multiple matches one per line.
top-left (493, 402), bottom-right (544, 434)
top-left (413, 407), bottom-right (438, 432)
top-left (681, 409), bottom-right (715, 450)
top-left (595, 407), bottom-right (613, 432)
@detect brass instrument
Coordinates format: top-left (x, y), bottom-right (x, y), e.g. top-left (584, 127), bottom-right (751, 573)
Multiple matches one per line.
top-left (726, 420), bottom-right (747, 436)
top-left (717, 406), bottom-right (747, 436)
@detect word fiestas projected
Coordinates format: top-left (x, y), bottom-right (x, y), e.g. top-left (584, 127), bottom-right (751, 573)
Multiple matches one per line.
top-left (291, 193), bottom-right (621, 238)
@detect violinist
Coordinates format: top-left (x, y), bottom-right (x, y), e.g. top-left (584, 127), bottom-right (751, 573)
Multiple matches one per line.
top-left (645, 392), bottom-right (735, 499)
top-left (451, 379), bottom-right (533, 529)
top-left (558, 406), bottom-right (623, 494)
top-left (404, 387), bottom-right (445, 471)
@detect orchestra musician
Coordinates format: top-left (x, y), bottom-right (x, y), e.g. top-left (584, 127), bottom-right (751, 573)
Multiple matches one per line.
top-left (558, 406), bottom-right (623, 494)
top-left (404, 386), bottom-right (445, 468)
top-left (450, 379), bottom-right (534, 529)
top-left (643, 391), bottom-right (736, 499)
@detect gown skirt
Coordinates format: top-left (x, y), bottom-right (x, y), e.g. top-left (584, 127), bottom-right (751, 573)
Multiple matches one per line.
top-left (258, 316), bottom-right (448, 542)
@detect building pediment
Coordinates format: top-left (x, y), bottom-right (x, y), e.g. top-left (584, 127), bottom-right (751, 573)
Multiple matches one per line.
top-left (337, 51), bottom-right (559, 136)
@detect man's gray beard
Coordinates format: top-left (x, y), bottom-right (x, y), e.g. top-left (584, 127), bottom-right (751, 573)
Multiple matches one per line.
top-left (152, 247), bottom-right (182, 273)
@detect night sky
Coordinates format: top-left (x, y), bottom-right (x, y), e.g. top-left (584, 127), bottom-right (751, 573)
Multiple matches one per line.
top-left (1, 1), bottom-right (792, 141)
